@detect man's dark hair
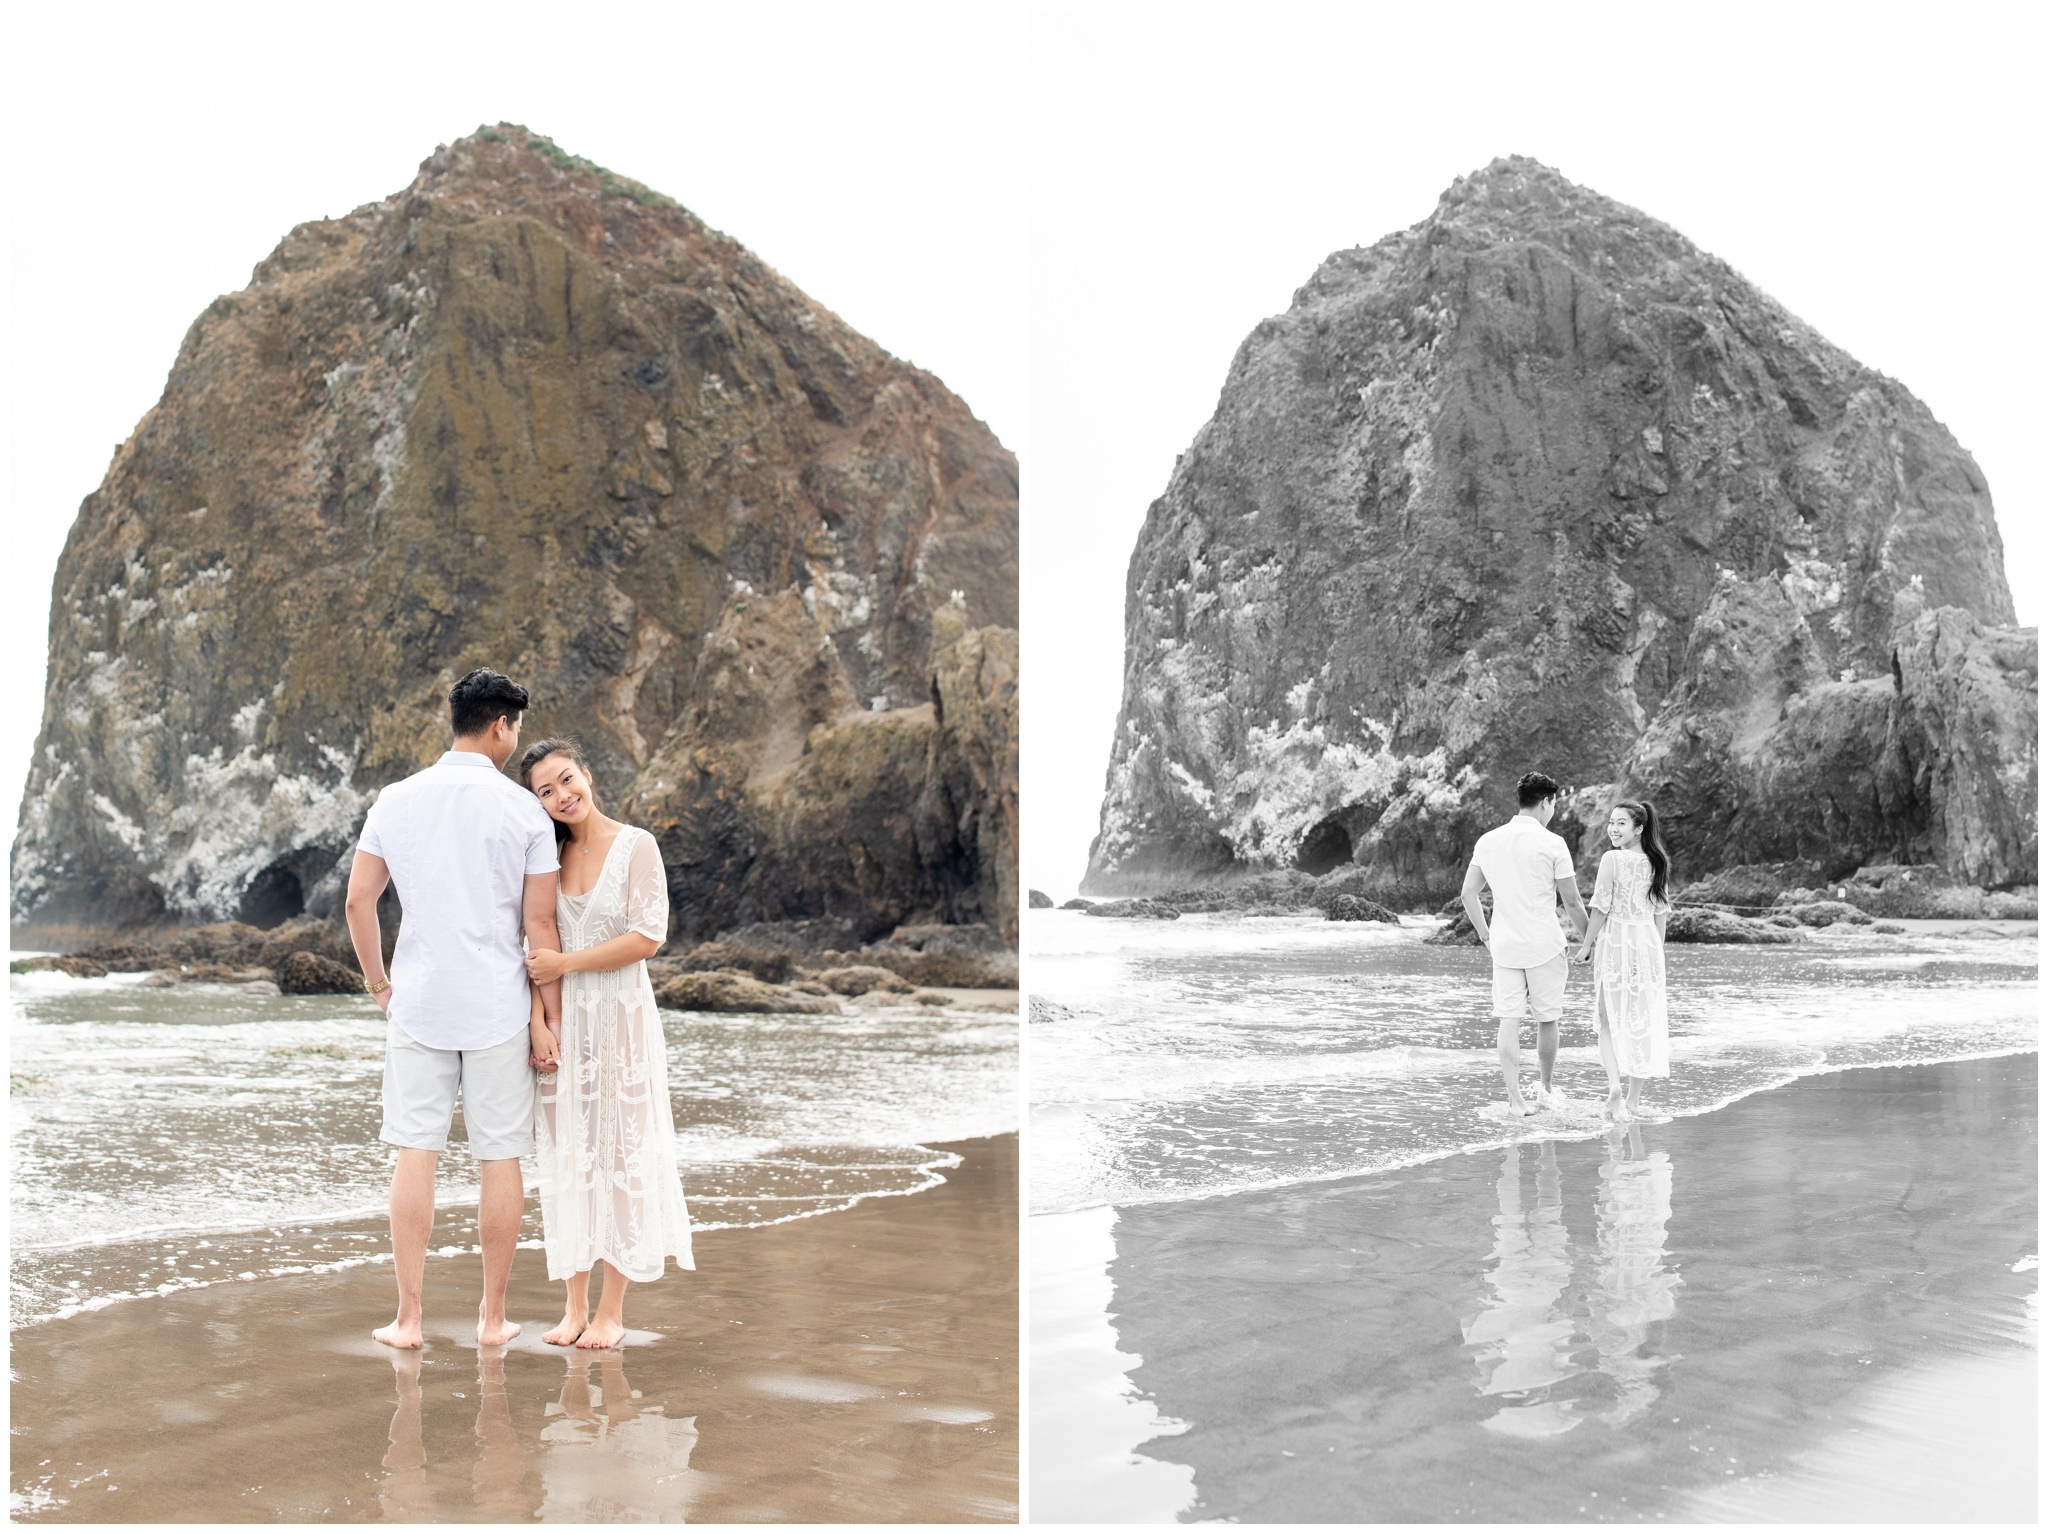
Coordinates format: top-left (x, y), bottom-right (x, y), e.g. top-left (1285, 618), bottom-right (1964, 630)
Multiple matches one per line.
top-left (1516, 771), bottom-right (1562, 808)
top-left (449, 668), bottom-right (529, 738)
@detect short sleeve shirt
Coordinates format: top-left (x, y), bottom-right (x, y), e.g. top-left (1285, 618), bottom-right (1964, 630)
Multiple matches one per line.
top-left (357, 751), bottom-right (560, 1050)
top-left (1469, 815), bottom-right (1578, 968)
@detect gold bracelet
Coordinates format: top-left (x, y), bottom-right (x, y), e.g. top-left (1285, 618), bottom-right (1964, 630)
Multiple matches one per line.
top-left (367, 976), bottom-right (392, 996)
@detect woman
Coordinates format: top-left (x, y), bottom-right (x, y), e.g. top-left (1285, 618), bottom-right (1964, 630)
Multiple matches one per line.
top-left (1572, 801), bottom-right (1672, 1123)
top-left (519, 738), bottom-right (693, 1348)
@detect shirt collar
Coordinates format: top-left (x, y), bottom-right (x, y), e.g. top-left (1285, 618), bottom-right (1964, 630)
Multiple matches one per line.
top-left (439, 750), bottom-right (499, 769)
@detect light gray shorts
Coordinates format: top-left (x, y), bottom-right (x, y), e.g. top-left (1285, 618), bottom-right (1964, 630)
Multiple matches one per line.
top-left (1492, 952), bottom-right (1569, 1023)
top-left (380, 1019), bottom-right (535, 1161)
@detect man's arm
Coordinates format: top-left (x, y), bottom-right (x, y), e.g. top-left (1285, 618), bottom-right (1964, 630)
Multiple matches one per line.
top-left (1555, 874), bottom-right (1590, 942)
top-left (345, 852), bottom-right (393, 1012)
top-left (522, 869), bottom-right (564, 1031)
top-left (1460, 862), bottom-right (1491, 949)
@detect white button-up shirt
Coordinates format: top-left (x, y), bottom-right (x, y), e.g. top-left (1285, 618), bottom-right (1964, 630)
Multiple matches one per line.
top-left (357, 751), bottom-right (560, 1050)
top-left (1470, 814), bottom-right (1577, 968)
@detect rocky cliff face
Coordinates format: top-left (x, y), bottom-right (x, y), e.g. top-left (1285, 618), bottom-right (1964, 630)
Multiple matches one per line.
top-left (1086, 156), bottom-right (2030, 902)
top-left (16, 126), bottom-right (1017, 943)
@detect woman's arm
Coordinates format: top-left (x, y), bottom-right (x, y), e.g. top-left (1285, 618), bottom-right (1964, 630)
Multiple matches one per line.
top-left (525, 931), bottom-right (660, 985)
top-left (1574, 908), bottom-right (1608, 962)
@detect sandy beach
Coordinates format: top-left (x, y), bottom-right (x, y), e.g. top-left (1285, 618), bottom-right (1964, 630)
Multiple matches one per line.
top-left (1031, 1057), bottom-right (2036, 1522)
top-left (11, 1134), bottom-right (1016, 1523)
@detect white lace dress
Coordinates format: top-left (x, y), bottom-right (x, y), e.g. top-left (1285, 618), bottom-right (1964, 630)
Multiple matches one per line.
top-left (1590, 848), bottom-right (1670, 1079)
top-left (534, 825), bottom-right (694, 1281)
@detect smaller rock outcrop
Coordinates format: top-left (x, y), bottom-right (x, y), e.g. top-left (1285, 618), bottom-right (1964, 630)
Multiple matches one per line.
top-left (1772, 900), bottom-right (1872, 929)
top-left (11, 955), bottom-right (109, 978)
top-left (1325, 896), bottom-right (1399, 923)
top-left (1083, 899), bottom-right (1181, 921)
top-left (1028, 889), bottom-right (1054, 909)
top-left (276, 952), bottom-right (363, 994)
top-left (653, 971), bottom-right (839, 1015)
top-left (813, 965), bottom-right (915, 997)
top-left (1663, 909), bottom-right (1801, 944)
top-left (1673, 863), bottom-right (1828, 910)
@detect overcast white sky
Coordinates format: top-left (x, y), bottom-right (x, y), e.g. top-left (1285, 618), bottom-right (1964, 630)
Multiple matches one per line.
top-left (1024, 4), bottom-right (2044, 898)
top-left (2, 4), bottom-right (1025, 920)
top-left (5, 5), bottom-right (2041, 921)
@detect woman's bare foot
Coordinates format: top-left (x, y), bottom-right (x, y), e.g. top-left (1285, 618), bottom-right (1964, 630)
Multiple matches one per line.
top-left (575, 1316), bottom-right (627, 1350)
top-left (374, 1317), bottom-right (425, 1349)
top-left (1603, 1086), bottom-right (1624, 1121)
top-left (476, 1306), bottom-right (521, 1346)
top-left (543, 1312), bottom-right (589, 1346)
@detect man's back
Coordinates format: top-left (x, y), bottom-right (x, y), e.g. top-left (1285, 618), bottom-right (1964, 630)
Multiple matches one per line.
top-left (1472, 816), bottom-right (1574, 968)
top-left (358, 751), bottom-right (558, 1050)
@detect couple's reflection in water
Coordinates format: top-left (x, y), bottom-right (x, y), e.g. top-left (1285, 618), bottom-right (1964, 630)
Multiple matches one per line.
top-left (1462, 1126), bottom-right (1680, 1436)
top-left (380, 1342), bottom-right (707, 1520)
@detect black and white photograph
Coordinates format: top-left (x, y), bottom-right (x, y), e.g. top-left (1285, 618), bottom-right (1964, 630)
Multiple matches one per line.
top-left (1023, 6), bottom-right (2038, 1524)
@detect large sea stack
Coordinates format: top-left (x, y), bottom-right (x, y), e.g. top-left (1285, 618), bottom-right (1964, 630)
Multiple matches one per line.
top-left (17, 126), bottom-right (1018, 945)
top-left (1086, 156), bottom-right (2033, 903)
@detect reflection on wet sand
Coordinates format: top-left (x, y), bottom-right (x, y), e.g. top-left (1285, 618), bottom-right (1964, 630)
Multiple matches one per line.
top-left (10, 1134), bottom-right (1016, 1524)
top-left (1464, 1141), bottom-right (1581, 1436)
top-left (1463, 1129), bottom-right (1680, 1435)
top-left (1584, 1125), bottom-right (1680, 1428)
top-left (379, 1353), bottom-right (433, 1522)
top-left (538, 1349), bottom-right (708, 1521)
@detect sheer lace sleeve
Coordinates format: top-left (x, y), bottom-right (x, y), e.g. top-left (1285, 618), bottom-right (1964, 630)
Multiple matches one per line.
top-left (1591, 850), bottom-right (1617, 914)
top-left (622, 828), bottom-right (670, 945)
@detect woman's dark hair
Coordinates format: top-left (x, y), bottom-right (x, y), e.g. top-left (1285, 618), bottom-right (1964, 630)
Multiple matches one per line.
top-left (450, 668), bottom-right (529, 738)
top-left (1615, 800), bottom-right (1671, 903)
top-left (517, 737), bottom-right (598, 851)
top-left (1516, 771), bottom-right (1562, 807)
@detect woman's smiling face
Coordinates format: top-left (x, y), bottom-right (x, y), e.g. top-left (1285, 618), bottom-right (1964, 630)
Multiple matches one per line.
top-left (1607, 809), bottom-right (1640, 848)
top-left (529, 753), bottom-right (593, 826)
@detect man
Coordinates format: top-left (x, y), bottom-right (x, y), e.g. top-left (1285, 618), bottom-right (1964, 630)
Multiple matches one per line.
top-left (1460, 771), bottom-right (1589, 1116)
top-left (345, 668), bottom-right (563, 1348)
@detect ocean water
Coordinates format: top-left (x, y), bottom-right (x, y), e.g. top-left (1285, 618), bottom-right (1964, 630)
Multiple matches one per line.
top-left (1027, 910), bottom-right (2037, 1215)
top-left (8, 970), bottom-right (1016, 1327)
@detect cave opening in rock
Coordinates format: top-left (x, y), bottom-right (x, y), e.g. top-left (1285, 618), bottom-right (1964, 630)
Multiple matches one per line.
top-left (240, 863), bottom-right (306, 929)
top-left (1295, 817), bottom-right (1354, 877)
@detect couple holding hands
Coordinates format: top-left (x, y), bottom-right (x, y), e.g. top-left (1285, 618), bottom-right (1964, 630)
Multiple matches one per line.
top-left (346, 668), bottom-right (692, 1353)
top-left (1461, 772), bottom-right (1673, 1123)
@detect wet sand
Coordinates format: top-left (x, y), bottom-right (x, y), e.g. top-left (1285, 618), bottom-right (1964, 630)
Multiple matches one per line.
top-left (1032, 1057), bottom-right (2036, 1523)
top-left (11, 1134), bottom-right (1016, 1523)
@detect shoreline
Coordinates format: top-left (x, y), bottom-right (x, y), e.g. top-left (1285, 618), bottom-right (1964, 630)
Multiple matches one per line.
top-left (1030, 1057), bottom-right (2036, 1523)
top-left (1028, 1039), bottom-right (2041, 1221)
top-left (11, 1133), bottom-right (1018, 1523)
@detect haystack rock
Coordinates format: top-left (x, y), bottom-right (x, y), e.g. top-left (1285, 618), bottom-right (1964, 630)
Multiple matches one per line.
top-left (1085, 156), bottom-right (2032, 904)
top-left (16, 126), bottom-right (1017, 945)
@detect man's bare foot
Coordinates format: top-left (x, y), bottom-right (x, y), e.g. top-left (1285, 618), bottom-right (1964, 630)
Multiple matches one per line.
top-left (575, 1317), bottom-right (626, 1350)
top-left (374, 1318), bottom-right (425, 1349)
top-left (477, 1310), bottom-right (522, 1346)
top-left (543, 1313), bottom-right (589, 1346)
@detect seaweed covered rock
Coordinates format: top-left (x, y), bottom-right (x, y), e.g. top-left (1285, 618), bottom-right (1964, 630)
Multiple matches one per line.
top-left (1673, 862), bottom-right (1827, 910)
top-left (678, 941), bottom-right (792, 985)
top-left (1083, 898), bottom-right (1182, 921)
top-left (12, 955), bottom-right (109, 978)
top-left (276, 951), bottom-right (363, 994)
top-left (1663, 908), bottom-right (1802, 944)
top-left (1773, 900), bottom-right (1873, 928)
top-left (812, 965), bottom-right (915, 997)
top-left (653, 971), bottom-right (839, 1015)
top-left (1325, 895), bottom-right (1399, 923)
